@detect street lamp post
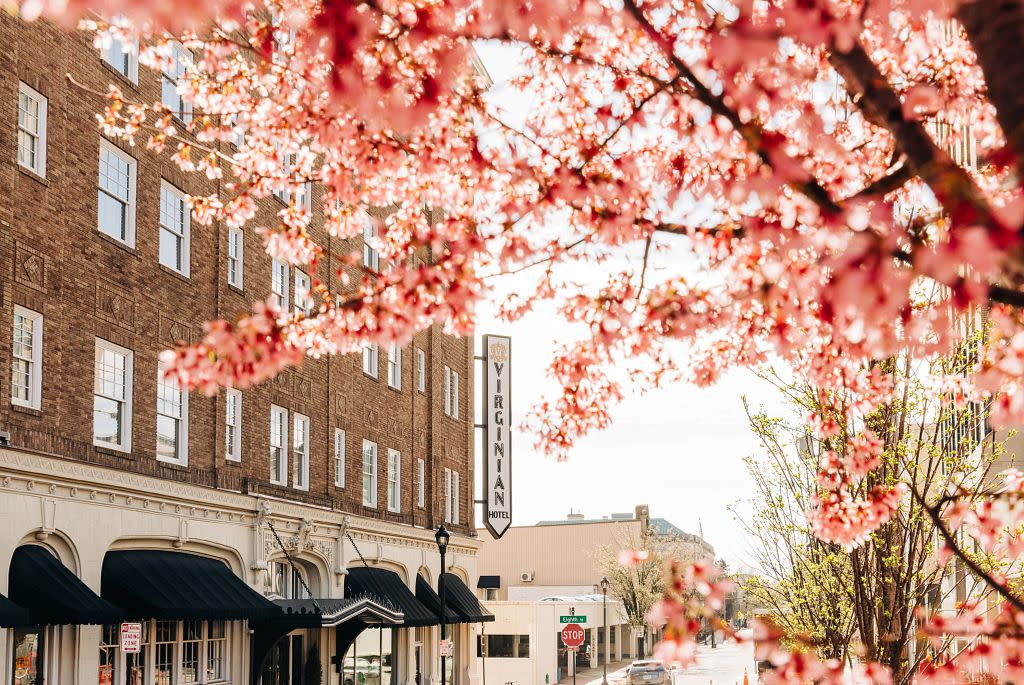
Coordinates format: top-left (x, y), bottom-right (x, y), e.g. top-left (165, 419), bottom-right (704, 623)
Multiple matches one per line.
top-left (601, 576), bottom-right (609, 685)
top-left (436, 525), bottom-right (451, 685)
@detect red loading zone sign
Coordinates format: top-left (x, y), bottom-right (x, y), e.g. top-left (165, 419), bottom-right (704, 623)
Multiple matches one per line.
top-left (120, 623), bottom-right (142, 653)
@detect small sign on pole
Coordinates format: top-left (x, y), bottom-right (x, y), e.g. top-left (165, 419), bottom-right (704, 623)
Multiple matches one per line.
top-left (560, 615), bottom-right (586, 624)
top-left (120, 622), bottom-right (142, 653)
top-left (439, 639), bottom-right (453, 657)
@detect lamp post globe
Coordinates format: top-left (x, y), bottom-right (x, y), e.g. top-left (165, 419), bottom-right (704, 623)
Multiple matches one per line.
top-left (436, 525), bottom-right (451, 685)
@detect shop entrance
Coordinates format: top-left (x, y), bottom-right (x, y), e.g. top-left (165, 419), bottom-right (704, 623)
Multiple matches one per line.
top-left (11, 626), bottom-right (45, 685)
top-left (414, 643), bottom-right (422, 685)
top-left (261, 634), bottom-right (306, 685)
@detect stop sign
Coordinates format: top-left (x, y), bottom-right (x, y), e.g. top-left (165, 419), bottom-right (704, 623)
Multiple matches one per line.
top-left (561, 623), bottom-right (585, 649)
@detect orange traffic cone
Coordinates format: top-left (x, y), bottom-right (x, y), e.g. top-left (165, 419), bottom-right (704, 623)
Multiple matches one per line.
top-left (743, 671), bottom-right (749, 685)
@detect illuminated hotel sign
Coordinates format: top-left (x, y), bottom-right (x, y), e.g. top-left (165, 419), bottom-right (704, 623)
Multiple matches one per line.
top-left (482, 334), bottom-right (512, 539)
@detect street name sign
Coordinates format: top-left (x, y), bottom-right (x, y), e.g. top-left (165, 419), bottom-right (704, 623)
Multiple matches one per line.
top-left (560, 615), bottom-right (586, 624)
top-left (561, 624), bottom-right (585, 649)
top-left (482, 334), bottom-right (512, 539)
top-left (120, 622), bottom-right (142, 653)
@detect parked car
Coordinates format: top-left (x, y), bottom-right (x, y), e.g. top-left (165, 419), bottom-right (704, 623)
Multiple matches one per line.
top-left (626, 661), bottom-right (669, 685)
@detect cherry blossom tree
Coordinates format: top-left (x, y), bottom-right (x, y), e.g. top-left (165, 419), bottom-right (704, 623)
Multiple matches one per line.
top-left (18, 0), bottom-right (1024, 680)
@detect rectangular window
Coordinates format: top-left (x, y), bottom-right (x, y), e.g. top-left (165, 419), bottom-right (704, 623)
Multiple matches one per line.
top-left (416, 348), bottom-right (426, 392)
top-left (444, 366), bottom-right (452, 416)
top-left (159, 181), bottom-right (190, 276)
top-left (453, 471), bottom-right (460, 524)
top-left (387, 343), bottom-right (401, 389)
top-left (154, 620), bottom-right (175, 685)
top-left (293, 269), bottom-right (311, 316)
top-left (161, 41), bottom-right (193, 122)
top-left (478, 635), bottom-right (530, 659)
top-left (98, 140), bottom-right (136, 245)
top-left (207, 621), bottom-right (227, 681)
top-left (387, 448), bottom-right (401, 513)
top-left (293, 413), bottom-right (310, 490)
top-left (94, 338), bottom-right (133, 451)
top-left (334, 428), bottom-right (346, 487)
top-left (102, 32), bottom-right (139, 82)
top-left (271, 259), bottom-right (289, 310)
top-left (181, 619), bottom-right (201, 683)
top-left (362, 218), bottom-right (379, 271)
top-left (227, 228), bottom-right (243, 289)
top-left (362, 440), bottom-right (378, 507)
top-left (11, 306), bottom-right (42, 409)
top-left (363, 343), bottom-right (378, 378)
top-left (225, 388), bottom-right (241, 462)
top-left (444, 467), bottom-right (452, 523)
top-left (17, 82), bottom-right (46, 177)
top-left (270, 404), bottom-right (288, 484)
top-left (417, 458), bottom-right (425, 508)
top-left (453, 371), bottom-right (460, 420)
top-left (101, 620), bottom-right (226, 684)
top-left (156, 359), bottom-right (188, 465)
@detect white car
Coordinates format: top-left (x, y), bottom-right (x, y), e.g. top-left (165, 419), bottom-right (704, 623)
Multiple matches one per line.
top-left (627, 661), bottom-right (669, 685)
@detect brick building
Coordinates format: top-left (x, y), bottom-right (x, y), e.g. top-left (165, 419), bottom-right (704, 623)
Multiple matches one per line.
top-left (0, 11), bottom-right (491, 685)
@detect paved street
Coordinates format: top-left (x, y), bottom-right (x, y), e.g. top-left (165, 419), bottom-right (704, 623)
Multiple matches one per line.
top-left (581, 640), bottom-right (756, 685)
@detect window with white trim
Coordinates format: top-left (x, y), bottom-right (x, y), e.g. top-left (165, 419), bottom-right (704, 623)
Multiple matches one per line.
top-left (387, 448), bottom-right (401, 513)
top-left (227, 228), bottom-right (243, 289)
top-left (271, 259), bottom-right (289, 310)
top-left (267, 559), bottom-right (310, 600)
top-left (416, 348), bottom-right (425, 393)
top-left (156, 359), bottom-right (188, 465)
top-left (417, 458), bottom-right (425, 508)
top-left (11, 306), bottom-right (42, 410)
top-left (452, 371), bottom-right (460, 420)
top-left (293, 412), bottom-right (310, 490)
top-left (17, 82), bottom-right (46, 177)
top-left (93, 338), bottom-right (132, 451)
top-left (444, 467), bottom-right (453, 523)
top-left (159, 180), bottom-right (190, 276)
top-left (102, 30), bottom-right (139, 82)
top-left (362, 440), bottom-right (378, 507)
top-left (98, 140), bottom-right (136, 245)
top-left (387, 343), bottom-right (401, 389)
top-left (334, 428), bottom-right (346, 487)
top-left (270, 404), bottom-right (288, 484)
top-left (225, 388), bottom-right (241, 462)
top-left (453, 471), bottom-right (460, 524)
top-left (443, 366), bottom-right (452, 416)
top-left (293, 269), bottom-right (311, 316)
top-left (362, 218), bottom-right (379, 271)
top-left (102, 619), bottom-right (229, 685)
top-left (161, 41), bottom-right (193, 122)
top-left (362, 343), bottom-right (378, 378)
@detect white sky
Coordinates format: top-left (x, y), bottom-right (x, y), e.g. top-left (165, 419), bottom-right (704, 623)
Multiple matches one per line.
top-left (469, 42), bottom-right (789, 571)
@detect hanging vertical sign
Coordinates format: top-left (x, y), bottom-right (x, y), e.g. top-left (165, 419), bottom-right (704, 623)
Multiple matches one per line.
top-left (482, 334), bottom-right (512, 539)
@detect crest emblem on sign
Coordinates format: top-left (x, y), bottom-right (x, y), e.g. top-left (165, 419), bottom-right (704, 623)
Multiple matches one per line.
top-left (489, 342), bottom-right (508, 363)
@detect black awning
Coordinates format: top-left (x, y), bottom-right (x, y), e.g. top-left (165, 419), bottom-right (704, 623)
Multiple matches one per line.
top-left (345, 567), bottom-right (438, 627)
top-left (0, 593), bottom-right (30, 627)
top-left (10, 545), bottom-right (123, 626)
top-left (415, 575), bottom-right (459, 623)
top-left (442, 573), bottom-right (495, 623)
top-left (477, 575), bottom-right (500, 589)
top-left (102, 550), bottom-right (281, 622)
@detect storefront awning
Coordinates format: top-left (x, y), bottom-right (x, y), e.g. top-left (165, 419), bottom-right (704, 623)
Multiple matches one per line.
top-left (345, 566), bottom-right (439, 627)
top-left (442, 573), bottom-right (495, 623)
top-left (477, 575), bottom-right (500, 589)
top-left (102, 550), bottom-right (282, 622)
top-left (276, 597), bottom-right (405, 627)
top-left (415, 575), bottom-right (460, 623)
top-left (9, 545), bottom-right (123, 626)
top-left (0, 593), bottom-right (30, 627)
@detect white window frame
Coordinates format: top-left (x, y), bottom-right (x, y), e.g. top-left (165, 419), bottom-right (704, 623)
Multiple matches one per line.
top-left (270, 404), bottom-right (288, 485)
top-left (292, 413), bottom-right (310, 490)
top-left (293, 269), bottom-right (311, 316)
top-left (453, 471), bottom-right (460, 524)
top-left (159, 180), bottom-right (191, 276)
top-left (93, 338), bottom-right (133, 452)
top-left (417, 458), bottom-right (425, 508)
top-left (227, 228), bottom-right (243, 289)
top-left (101, 31), bottom-right (139, 83)
top-left (17, 82), bottom-right (47, 177)
top-left (156, 359), bottom-right (189, 466)
top-left (443, 366), bottom-right (452, 416)
top-left (97, 139), bottom-right (137, 247)
top-left (363, 343), bottom-right (378, 378)
top-left (387, 343), bottom-right (401, 390)
top-left (99, 619), bottom-right (230, 685)
top-left (161, 41), bottom-right (193, 123)
top-left (453, 371), bottom-right (460, 420)
top-left (224, 388), bottom-right (241, 462)
top-left (334, 428), bottom-right (346, 488)
top-left (271, 259), bottom-right (289, 311)
top-left (362, 218), bottom-right (379, 271)
top-left (387, 448), bottom-right (401, 513)
top-left (444, 467), bottom-right (453, 523)
top-left (11, 306), bottom-right (43, 410)
top-left (362, 440), bottom-right (378, 508)
top-left (416, 348), bottom-right (426, 393)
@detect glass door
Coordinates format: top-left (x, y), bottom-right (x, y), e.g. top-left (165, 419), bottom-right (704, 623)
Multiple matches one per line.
top-left (12, 626), bottom-right (45, 685)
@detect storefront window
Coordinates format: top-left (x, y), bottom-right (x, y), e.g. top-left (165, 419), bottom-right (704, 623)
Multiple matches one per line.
top-left (100, 625), bottom-right (118, 685)
top-left (98, 620), bottom-right (226, 685)
top-left (206, 621), bottom-right (226, 681)
top-left (182, 620), bottom-right (201, 683)
top-left (12, 626), bottom-right (44, 685)
top-left (344, 628), bottom-right (395, 685)
top-left (478, 635), bottom-right (529, 658)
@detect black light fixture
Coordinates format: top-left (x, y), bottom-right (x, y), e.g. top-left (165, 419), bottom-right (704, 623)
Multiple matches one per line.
top-left (601, 576), bottom-right (610, 685)
top-left (436, 525), bottom-right (451, 685)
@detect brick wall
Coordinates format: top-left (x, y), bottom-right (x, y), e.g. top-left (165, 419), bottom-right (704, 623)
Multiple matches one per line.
top-left (0, 13), bottom-right (475, 535)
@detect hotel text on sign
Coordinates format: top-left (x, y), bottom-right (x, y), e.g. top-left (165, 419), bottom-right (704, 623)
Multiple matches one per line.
top-left (482, 334), bottom-right (512, 539)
